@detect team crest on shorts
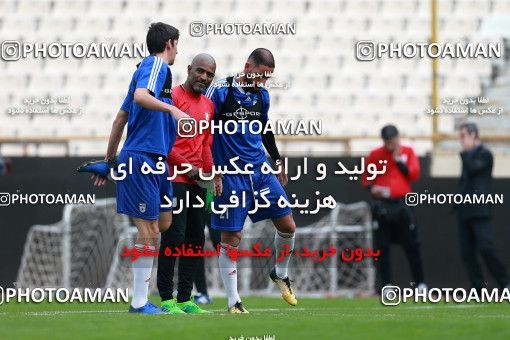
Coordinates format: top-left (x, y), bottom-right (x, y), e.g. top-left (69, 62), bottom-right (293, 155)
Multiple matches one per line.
top-left (139, 203), bottom-right (146, 213)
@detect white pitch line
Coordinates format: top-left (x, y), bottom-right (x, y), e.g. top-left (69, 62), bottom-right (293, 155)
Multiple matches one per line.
top-left (209, 308), bottom-right (306, 312)
top-left (476, 315), bottom-right (510, 318)
top-left (21, 310), bottom-right (126, 316)
top-left (406, 304), bottom-right (482, 310)
top-left (12, 308), bottom-right (306, 316)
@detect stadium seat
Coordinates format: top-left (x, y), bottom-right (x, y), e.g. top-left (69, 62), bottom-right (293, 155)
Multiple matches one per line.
top-left (368, 74), bottom-right (404, 95)
top-left (299, 16), bottom-right (332, 33)
top-left (455, 0), bottom-right (491, 16)
top-left (233, 0), bottom-right (269, 15)
top-left (317, 92), bottom-right (355, 110)
top-left (330, 18), bottom-right (368, 34)
top-left (88, 0), bottom-right (125, 15)
top-left (247, 35), bottom-right (281, 52)
top-left (280, 35), bottom-right (318, 51)
top-left (352, 93), bottom-right (391, 115)
top-left (307, 0), bottom-right (342, 14)
top-left (273, 53), bottom-right (304, 75)
top-left (0, 0), bottom-right (17, 13)
top-left (17, 0), bottom-right (52, 15)
top-left (270, 0), bottom-right (306, 14)
top-left (125, 0), bottom-right (161, 15)
top-left (275, 92), bottom-right (314, 112)
top-left (2, 73), bottom-right (28, 91)
top-left (404, 75), bottom-right (432, 96)
top-left (492, 0), bottom-right (510, 13)
top-left (441, 17), bottom-right (480, 37)
top-left (381, 0), bottom-right (419, 16)
top-left (290, 74), bottom-right (327, 90)
top-left (437, 0), bottom-right (455, 13)
top-left (38, 17), bottom-right (76, 35)
top-left (80, 58), bottom-right (119, 73)
top-left (160, 0), bottom-right (197, 14)
top-left (368, 17), bottom-right (406, 36)
top-left (28, 73), bottom-right (65, 91)
top-left (453, 58), bottom-right (492, 77)
top-left (404, 17), bottom-right (432, 40)
top-left (317, 36), bottom-right (351, 55)
top-left (329, 75), bottom-right (366, 93)
top-left (86, 91), bottom-right (125, 114)
top-left (392, 94), bottom-right (429, 114)
top-left (66, 74), bottom-right (103, 91)
top-left (111, 17), bottom-right (152, 38)
top-left (1, 15), bottom-right (38, 36)
top-left (76, 17), bottom-right (112, 34)
top-left (442, 76), bottom-right (481, 97)
top-left (344, 0), bottom-right (381, 16)
top-left (52, 0), bottom-right (89, 15)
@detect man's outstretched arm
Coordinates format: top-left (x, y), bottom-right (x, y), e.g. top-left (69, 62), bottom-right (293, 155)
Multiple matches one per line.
top-left (91, 109), bottom-right (128, 187)
top-left (105, 109), bottom-right (128, 160)
top-left (133, 88), bottom-right (189, 121)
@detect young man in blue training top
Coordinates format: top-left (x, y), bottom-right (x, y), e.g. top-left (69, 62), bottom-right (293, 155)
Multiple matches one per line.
top-left (206, 48), bottom-right (297, 313)
top-left (90, 22), bottom-right (189, 314)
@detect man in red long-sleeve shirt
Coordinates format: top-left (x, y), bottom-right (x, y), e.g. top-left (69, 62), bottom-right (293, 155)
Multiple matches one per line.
top-left (362, 124), bottom-right (427, 293)
top-left (156, 53), bottom-right (221, 314)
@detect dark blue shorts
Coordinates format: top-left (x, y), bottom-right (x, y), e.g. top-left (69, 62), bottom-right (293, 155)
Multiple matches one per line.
top-left (211, 169), bottom-right (292, 232)
top-left (116, 150), bottom-right (173, 220)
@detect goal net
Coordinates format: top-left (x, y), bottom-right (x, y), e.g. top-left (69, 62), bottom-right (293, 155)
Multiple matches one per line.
top-left (16, 198), bottom-right (129, 289)
top-left (17, 198), bottom-right (375, 297)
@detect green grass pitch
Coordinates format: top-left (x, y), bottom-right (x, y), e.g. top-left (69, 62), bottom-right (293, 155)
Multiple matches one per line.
top-left (1, 296), bottom-right (509, 339)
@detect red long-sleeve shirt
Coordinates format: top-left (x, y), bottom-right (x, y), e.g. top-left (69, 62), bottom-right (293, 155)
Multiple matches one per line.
top-left (361, 145), bottom-right (420, 199)
top-left (167, 85), bottom-right (215, 185)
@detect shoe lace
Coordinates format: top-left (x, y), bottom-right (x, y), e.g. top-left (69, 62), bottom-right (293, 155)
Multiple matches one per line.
top-left (188, 296), bottom-right (201, 308)
top-left (283, 277), bottom-right (295, 293)
top-left (188, 301), bottom-right (201, 310)
top-left (147, 302), bottom-right (159, 310)
top-left (161, 300), bottom-right (177, 310)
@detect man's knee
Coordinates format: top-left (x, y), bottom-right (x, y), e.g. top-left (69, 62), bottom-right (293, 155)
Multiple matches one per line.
top-left (221, 231), bottom-right (242, 247)
top-left (273, 214), bottom-right (296, 234)
top-left (158, 212), bottom-right (172, 233)
top-left (134, 219), bottom-right (160, 245)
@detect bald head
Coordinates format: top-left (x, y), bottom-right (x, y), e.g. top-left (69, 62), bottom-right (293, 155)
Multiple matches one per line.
top-left (241, 48), bottom-right (275, 91)
top-left (191, 53), bottom-right (216, 69)
top-left (247, 48), bottom-right (275, 68)
top-left (185, 53), bottom-right (216, 95)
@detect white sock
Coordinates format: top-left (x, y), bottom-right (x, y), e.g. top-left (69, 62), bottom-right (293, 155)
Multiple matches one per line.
top-left (218, 243), bottom-right (241, 308)
top-left (131, 244), bottom-right (154, 308)
top-left (274, 231), bottom-right (295, 279)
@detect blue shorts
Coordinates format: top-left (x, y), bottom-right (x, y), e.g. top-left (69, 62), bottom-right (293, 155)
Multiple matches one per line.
top-left (211, 169), bottom-right (292, 232)
top-left (116, 150), bottom-right (173, 220)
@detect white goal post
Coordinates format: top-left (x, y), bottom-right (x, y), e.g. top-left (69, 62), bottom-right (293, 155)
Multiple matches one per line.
top-left (16, 198), bottom-right (375, 297)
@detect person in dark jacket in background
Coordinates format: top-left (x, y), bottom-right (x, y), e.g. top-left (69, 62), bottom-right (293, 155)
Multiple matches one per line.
top-left (457, 122), bottom-right (509, 293)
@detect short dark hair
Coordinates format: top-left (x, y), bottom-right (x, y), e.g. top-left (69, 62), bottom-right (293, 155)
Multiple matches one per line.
top-left (146, 22), bottom-right (179, 54)
top-left (381, 124), bottom-right (399, 140)
top-left (459, 122), bottom-right (479, 138)
top-left (247, 48), bottom-right (275, 68)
